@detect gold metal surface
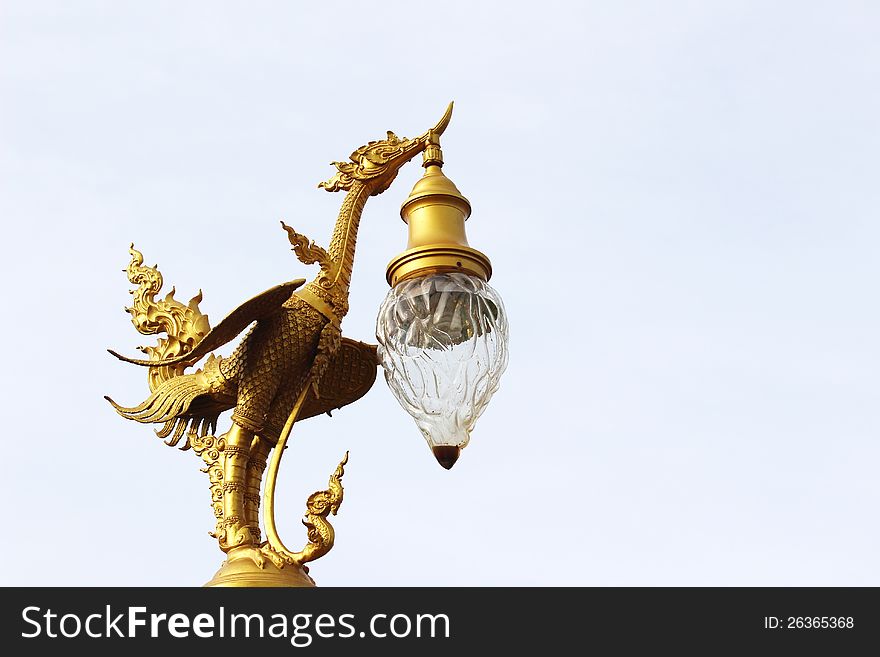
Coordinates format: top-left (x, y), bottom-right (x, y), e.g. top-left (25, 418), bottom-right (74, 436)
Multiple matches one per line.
top-left (107, 104), bottom-right (457, 586)
top-left (120, 244), bottom-right (212, 393)
top-left (204, 548), bottom-right (315, 588)
top-left (386, 130), bottom-right (492, 285)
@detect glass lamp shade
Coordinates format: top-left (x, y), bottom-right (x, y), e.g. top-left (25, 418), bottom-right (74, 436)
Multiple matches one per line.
top-left (376, 272), bottom-right (509, 469)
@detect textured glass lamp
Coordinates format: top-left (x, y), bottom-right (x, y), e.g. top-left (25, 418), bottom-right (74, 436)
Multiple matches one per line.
top-left (377, 132), bottom-right (509, 469)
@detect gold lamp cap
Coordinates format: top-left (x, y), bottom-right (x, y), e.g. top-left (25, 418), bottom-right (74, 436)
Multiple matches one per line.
top-left (400, 132), bottom-right (471, 221)
top-left (386, 132), bottom-right (491, 287)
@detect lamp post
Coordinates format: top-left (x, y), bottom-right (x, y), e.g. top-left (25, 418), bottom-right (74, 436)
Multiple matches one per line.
top-left (106, 104), bottom-right (508, 586)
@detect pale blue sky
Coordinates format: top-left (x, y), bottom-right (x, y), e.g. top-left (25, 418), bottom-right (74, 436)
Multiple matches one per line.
top-left (1, 1), bottom-right (877, 585)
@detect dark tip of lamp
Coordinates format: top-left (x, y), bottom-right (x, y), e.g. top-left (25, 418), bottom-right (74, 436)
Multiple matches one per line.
top-left (432, 445), bottom-right (460, 470)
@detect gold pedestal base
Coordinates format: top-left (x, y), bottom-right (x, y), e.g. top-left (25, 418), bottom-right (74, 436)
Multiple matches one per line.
top-left (204, 549), bottom-right (315, 588)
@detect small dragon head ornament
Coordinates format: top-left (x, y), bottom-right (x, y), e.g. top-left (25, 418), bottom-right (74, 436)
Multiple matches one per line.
top-left (319, 102), bottom-right (454, 196)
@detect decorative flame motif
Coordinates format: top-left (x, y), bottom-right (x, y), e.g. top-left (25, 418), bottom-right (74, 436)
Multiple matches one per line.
top-left (123, 244), bottom-right (211, 392)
